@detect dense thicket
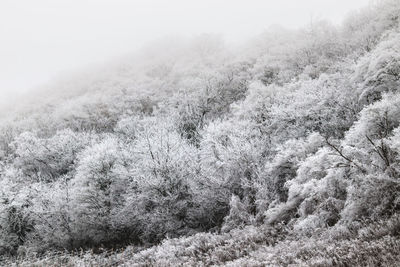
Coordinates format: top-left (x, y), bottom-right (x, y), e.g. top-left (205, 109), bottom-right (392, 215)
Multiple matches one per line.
top-left (1, 0), bottom-right (400, 265)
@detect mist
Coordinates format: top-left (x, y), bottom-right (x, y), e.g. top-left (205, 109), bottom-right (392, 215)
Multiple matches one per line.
top-left (0, 0), bottom-right (370, 106)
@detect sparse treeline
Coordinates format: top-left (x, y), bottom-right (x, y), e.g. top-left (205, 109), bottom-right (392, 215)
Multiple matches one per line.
top-left (1, 0), bottom-right (400, 264)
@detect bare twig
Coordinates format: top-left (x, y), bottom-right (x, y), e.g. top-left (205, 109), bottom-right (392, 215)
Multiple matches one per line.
top-left (325, 137), bottom-right (366, 173)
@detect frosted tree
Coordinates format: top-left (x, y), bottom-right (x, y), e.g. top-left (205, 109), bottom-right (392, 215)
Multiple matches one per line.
top-left (123, 119), bottom-right (201, 243)
top-left (70, 136), bottom-right (131, 247)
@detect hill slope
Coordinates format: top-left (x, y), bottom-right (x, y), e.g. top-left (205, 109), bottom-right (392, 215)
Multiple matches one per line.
top-left (1, 0), bottom-right (400, 265)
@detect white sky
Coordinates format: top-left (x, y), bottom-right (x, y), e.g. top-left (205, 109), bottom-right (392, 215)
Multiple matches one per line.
top-left (0, 0), bottom-right (371, 103)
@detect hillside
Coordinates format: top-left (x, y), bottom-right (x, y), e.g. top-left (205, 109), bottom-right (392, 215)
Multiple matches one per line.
top-left (1, 0), bottom-right (400, 266)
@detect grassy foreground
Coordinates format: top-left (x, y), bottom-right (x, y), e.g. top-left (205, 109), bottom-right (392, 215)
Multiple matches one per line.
top-left (3, 217), bottom-right (400, 266)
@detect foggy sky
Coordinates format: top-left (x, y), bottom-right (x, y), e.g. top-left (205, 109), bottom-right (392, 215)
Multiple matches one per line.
top-left (0, 0), bottom-right (371, 105)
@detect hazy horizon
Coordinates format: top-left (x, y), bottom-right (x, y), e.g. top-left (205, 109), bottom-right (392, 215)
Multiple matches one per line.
top-left (0, 0), bottom-right (371, 105)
